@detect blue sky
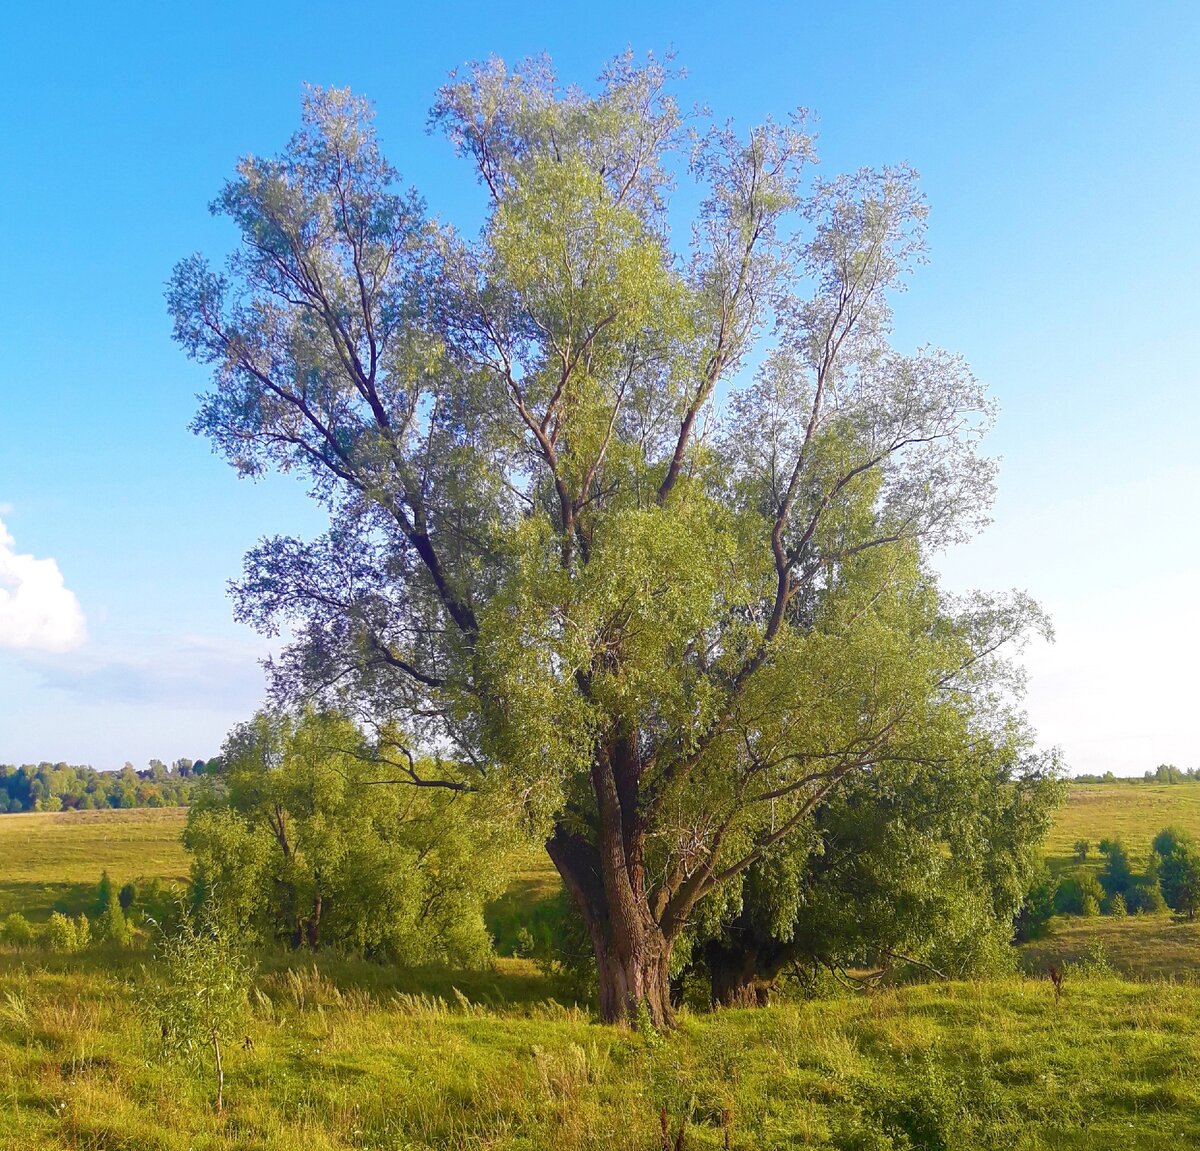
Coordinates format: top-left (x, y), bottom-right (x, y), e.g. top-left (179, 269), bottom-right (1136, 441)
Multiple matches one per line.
top-left (1, 1), bottom-right (1197, 773)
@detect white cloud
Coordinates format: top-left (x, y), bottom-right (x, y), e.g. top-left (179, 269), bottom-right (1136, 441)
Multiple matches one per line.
top-left (0, 515), bottom-right (87, 652)
top-left (35, 633), bottom-right (268, 710)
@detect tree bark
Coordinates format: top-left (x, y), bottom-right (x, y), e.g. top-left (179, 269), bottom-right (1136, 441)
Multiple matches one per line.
top-left (704, 936), bottom-right (792, 1008)
top-left (546, 741), bottom-right (676, 1027)
top-left (305, 892), bottom-right (323, 950)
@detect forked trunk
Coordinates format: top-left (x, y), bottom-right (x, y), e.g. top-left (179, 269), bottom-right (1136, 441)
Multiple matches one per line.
top-left (547, 741), bottom-right (678, 1027)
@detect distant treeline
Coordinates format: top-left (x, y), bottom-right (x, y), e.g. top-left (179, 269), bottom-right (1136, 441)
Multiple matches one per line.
top-left (0, 759), bottom-right (213, 813)
top-left (1074, 764), bottom-right (1200, 785)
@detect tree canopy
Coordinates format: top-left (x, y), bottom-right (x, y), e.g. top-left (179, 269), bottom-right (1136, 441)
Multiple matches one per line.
top-left (170, 54), bottom-right (1054, 1024)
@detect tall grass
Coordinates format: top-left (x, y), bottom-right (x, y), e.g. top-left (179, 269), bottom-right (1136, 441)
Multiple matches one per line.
top-left (3, 947), bottom-right (1200, 1148)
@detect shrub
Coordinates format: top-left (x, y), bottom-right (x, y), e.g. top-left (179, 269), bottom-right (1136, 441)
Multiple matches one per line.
top-left (95, 870), bottom-right (114, 915)
top-left (119, 881), bottom-right (138, 913)
top-left (1106, 892), bottom-right (1127, 917)
top-left (1152, 826), bottom-right (1193, 859)
top-left (1073, 839), bottom-right (1090, 861)
top-left (1081, 894), bottom-right (1100, 917)
top-left (1053, 871), bottom-right (1105, 916)
top-left (97, 899), bottom-right (133, 947)
top-left (1013, 861), bottom-right (1056, 941)
top-left (1, 913), bottom-right (35, 948)
top-left (74, 914), bottom-right (92, 949)
top-left (43, 911), bottom-right (78, 952)
top-left (1159, 853), bottom-right (1200, 919)
top-left (1098, 839), bottom-right (1134, 897)
top-left (1125, 882), bottom-right (1166, 914)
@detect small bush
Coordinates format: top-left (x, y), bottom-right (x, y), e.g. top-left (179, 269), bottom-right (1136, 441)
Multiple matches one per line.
top-left (1107, 892), bottom-right (1127, 918)
top-left (1054, 871), bottom-right (1105, 916)
top-left (1, 913), bottom-right (35, 948)
top-left (1098, 840), bottom-right (1134, 897)
top-left (1070, 940), bottom-right (1113, 978)
top-left (98, 900), bottom-right (133, 947)
top-left (119, 881), bottom-right (138, 913)
top-left (74, 914), bottom-right (92, 949)
top-left (43, 911), bottom-right (78, 953)
top-left (141, 897), bottom-right (254, 1111)
top-left (1126, 881), bottom-right (1167, 915)
top-left (1013, 861), bottom-right (1056, 942)
top-left (95, 870), bottom-right (114, 916)
top-left (1073, 839), bottom-right (1090, 861)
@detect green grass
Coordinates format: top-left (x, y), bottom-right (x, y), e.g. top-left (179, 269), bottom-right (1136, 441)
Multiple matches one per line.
top-left (1018, 783), bottom-right (1200, 982)
top-left (4, 948), bottom-right (1200, 1149)
top-left (5, 793), bottom-right (1200, 1146)
top-left (1045, 784), bottom-right (1200, 875)
top-left (0, 808), bottom-right (189, 922)
top-left (1020, 913), bottom-right (1200, 979)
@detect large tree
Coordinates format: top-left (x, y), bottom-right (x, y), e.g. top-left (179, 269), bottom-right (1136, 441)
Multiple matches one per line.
top-left (170, 55), bottom-right (1046, 1025)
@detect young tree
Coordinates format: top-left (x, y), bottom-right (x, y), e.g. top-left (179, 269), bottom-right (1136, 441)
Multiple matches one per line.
top-left (1155, 829), bottom-right (1200, 920)
top-left (1097, 839), bottom-right (1134, 898)
top-left (185, 709), bottom-right (514, 964)
top-left (170, 56), bottom-right (1046, 1025)
top-left (144, 898), bottom-right (252, 1112)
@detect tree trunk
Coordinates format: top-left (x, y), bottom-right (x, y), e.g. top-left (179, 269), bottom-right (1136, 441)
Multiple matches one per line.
top-left (305, 892), bottom-right (323, 950)
top-left (705, 935), bottom-right (793, 1008)
top-left (546, 739), bottom-right (676, 1027)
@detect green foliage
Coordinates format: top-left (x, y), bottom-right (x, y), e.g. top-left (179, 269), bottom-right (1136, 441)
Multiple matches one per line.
top-left (1, 913), bottom-right (34, 947)
top-left (1098, 838), bottom-right (1136, 898)
top-left (119, 881), bottom-right (138, 913)
top-left (95, 869), bottom-right (113, 915)
top-left (43, 910), bottom-right (79, 952)
top-left (74, 913), bottom-right (91, 949)
top-left (170, 56), bottom-right (1048, 1022)
top-left (834, 1054), bottom-right (1016, 1151)
top-left (1054, 871), bottom-right (1106, 916)
top-left (1156, 829), bottom-right (1200, 920)
top-left (1073, 838), bottom-right (1090, 861)
top-left (1013, 860), bottom-right (1057, 941)
top-left (98, 899), bottom-right (132, 946)
top-left (1126, 881), bottom-right (1167, 915)
top-left (185, 709), bottom-right (516, 966)
top-left (1153, 826), bottom-right (1192, 858)
top-left (0, 760), bottom-right (200, 813)
top-left (1108, 892), bottom-right (1127, 918)
top-left (696, 738), bottom-right (1064, 994)
top-left (141, 898), bottom-right (253, 1111)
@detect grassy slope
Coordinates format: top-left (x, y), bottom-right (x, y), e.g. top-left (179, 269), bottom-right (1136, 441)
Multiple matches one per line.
top-left (1019, 784), bottom-right (1200, 980)
top-left (0, 807), bottom-right (189, 922)
top-left (1043, 784), bottom-right (1200, 875)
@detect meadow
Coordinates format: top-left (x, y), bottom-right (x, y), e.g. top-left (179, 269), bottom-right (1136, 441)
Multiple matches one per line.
top-left (0, 808), bottom-right (188, 923)
top-left (3, 785), bottom-right (1200, 1149)
top-left (1041, 783), bottom-right (1200, 875)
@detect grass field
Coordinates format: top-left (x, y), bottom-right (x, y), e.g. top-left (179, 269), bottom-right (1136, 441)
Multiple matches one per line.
top-left (0, 807), bottom-right (189, 923)
top-left (4, 786), bottom-right (1200, 1147)
top-left (1042, 784), bottom-right (1200, 875)
top-left (3, 952), bottom-right (1200, 1149)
